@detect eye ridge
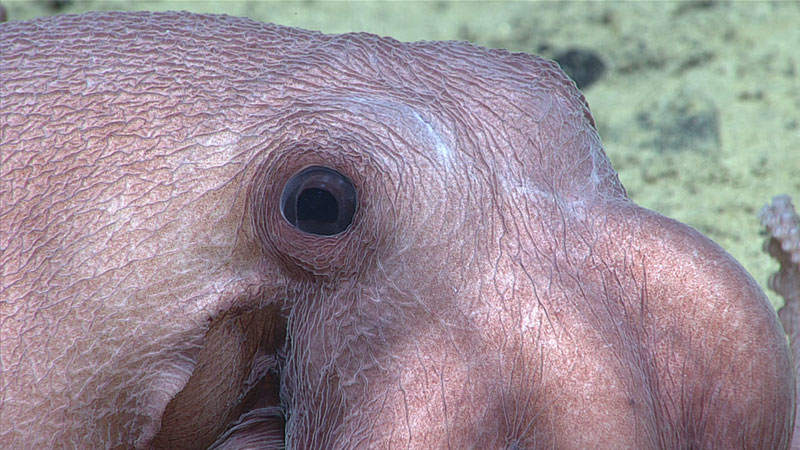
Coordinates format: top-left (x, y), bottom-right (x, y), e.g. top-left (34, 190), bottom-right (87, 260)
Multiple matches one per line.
top-left (280, 166), bottom-right (357, 236)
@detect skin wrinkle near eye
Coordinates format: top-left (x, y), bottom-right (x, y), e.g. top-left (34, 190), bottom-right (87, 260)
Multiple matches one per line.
top-left (280, 219), bottom-right (494, 445)
top-left (333, 95), bottom-right (458, 170)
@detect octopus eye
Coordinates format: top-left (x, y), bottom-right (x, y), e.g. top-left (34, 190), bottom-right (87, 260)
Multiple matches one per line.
top-left (280, 166), bottom-right (357, 236)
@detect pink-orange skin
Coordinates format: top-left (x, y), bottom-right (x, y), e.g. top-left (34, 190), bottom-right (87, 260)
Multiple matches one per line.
top-left (0, 11), bottom-right (794, 449)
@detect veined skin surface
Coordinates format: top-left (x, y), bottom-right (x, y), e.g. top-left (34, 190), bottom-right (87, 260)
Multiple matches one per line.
top-left (1, 11), bottom-right (794, 449)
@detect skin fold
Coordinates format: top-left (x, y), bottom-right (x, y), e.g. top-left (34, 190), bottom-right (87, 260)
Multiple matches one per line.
top-left (0, 11), bottom-right (794, 449)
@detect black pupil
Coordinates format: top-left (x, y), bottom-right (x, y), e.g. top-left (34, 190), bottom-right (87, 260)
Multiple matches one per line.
top-left (280, 166), bottom-right (357, 236)
top-left (296, 188), bottom-right (338, 224)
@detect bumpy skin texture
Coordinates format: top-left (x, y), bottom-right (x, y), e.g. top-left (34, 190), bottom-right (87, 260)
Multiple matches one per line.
top-left (0, 12), bottom-right (794, 449)
top-left (762, 195), bottom-right (800, 450)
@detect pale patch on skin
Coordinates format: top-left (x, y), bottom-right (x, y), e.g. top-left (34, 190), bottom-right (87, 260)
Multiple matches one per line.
top-left (408, 109), bottom-right (453, 165)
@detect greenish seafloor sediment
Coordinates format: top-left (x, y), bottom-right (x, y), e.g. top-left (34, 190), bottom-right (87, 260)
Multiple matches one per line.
top-left (5, 1), bottom-right (798, 310)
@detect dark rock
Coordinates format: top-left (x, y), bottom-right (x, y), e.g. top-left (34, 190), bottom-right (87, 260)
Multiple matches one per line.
top-left (553, 48), bottom-right (606, 89)
top-left (636, 90), bottom-right (720, 154)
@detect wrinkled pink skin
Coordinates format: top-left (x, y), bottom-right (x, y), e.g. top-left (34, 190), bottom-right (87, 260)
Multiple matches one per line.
top-left (0, 12), bottom-right (794, 449)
